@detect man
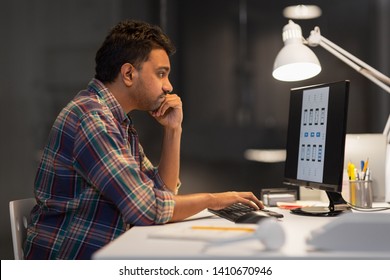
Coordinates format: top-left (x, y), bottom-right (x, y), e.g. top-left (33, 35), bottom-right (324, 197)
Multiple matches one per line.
top-left (24, 19), bottom-right (263, 259)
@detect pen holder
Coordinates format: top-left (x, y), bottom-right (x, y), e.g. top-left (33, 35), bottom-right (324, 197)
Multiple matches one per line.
top-left (349, 180), bottom-right (373, 208)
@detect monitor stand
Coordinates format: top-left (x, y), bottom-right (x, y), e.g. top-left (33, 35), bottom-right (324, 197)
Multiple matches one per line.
top-left (291, 191), bottom-right (351, 217)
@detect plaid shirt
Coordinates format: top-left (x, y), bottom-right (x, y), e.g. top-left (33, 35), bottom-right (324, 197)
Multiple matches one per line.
top-left (24, 78), bottom-right (175, 259)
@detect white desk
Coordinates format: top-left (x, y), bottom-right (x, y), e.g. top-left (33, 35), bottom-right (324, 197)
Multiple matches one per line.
top-left (93, 204), bottom-right (390, 260)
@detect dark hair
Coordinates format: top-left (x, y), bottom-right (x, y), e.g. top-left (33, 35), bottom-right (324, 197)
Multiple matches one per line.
top-left (95, 19), bottom-right (176, 83)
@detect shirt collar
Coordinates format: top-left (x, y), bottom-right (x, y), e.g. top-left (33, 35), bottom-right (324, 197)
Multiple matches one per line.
top-left (87, 78), bottom-right (129, 124)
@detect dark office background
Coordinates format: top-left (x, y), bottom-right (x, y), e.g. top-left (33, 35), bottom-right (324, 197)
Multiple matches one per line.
top-left (0, 0), bottom-right (389, 259)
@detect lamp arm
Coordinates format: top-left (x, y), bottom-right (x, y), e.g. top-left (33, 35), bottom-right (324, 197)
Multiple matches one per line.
top-left (320, 39), bottom-right (390, 94)
top-left (307, 27), bottom-right (390, 94)
top-left (320, 36), bottom-right (390, 85)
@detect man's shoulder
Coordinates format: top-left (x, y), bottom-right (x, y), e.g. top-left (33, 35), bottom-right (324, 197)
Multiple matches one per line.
top-left (56, 90), bottom-right (112, 126)
top-left (70, 90), bottom-right (110, 116)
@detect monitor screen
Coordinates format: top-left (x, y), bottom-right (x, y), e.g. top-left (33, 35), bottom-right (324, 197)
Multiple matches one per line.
top-left (284, 80), bottom-right (350, 216)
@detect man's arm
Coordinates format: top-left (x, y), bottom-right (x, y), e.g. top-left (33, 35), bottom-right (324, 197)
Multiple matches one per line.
top-left (170, 192), bottom-right (264, 222)
top-left (158, 126), bottom-right (181, 193)
top-left (151, 94), bottom-right (264, 222)
top-left (151, 94), bottom-right (183, 193)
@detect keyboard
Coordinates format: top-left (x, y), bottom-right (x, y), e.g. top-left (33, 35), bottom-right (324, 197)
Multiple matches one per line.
top-left (208, 203), bottom-right (284, 224)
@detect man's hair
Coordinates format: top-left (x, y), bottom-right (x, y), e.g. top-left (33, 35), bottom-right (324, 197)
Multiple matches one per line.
top-left (95, 19), bottom-right (176, 83)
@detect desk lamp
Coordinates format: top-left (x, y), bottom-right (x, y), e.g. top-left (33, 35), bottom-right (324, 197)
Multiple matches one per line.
top-left (273, 21), bottom-right (390, 203)
top-left (272, 20), bottom-right (390, 95)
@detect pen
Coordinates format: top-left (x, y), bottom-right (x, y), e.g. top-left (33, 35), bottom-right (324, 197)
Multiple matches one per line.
top-left (364, 167), bottom-right (371, 181)
top-left (191, 226), bottom-right (255, 232)
top-left (363, 158), bottom-right (369, 173)
top-left (362, 158), bottom-right (369, 180)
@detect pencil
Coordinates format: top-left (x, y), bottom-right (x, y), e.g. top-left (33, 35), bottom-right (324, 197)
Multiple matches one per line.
top-left (191, 226), bottom-right (255, 232)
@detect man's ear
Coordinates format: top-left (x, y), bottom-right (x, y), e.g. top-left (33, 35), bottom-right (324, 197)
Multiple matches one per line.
top-left (121, 63), bottom-right (135, 86)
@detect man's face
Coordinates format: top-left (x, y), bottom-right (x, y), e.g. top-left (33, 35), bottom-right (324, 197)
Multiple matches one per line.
top-left (131, 49), bottom-right (173, 112)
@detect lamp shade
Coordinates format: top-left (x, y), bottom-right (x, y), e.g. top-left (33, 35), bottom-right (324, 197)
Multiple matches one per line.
top-left (283, 5), bottom-right (322, 20)
top-left (272, 20), bottom-right (321, 81)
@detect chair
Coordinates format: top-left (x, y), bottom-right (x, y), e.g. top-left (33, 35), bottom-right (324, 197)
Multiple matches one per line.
top-left (9, 197), bottom-right (36, 260)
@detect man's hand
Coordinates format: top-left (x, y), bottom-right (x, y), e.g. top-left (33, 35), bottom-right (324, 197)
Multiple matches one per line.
top-left (150, 94), bottom-right (183, 129)
top-left (207, 191), bottom-right (264, 211)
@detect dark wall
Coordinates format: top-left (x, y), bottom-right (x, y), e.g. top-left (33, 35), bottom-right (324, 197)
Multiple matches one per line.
top-left (1, 0), bottom-right (389, 259)
top-left (168, 0), bottom-right (390, 193)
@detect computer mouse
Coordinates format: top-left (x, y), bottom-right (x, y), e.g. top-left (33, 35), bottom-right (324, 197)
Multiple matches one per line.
top-left (255, 218), bottom-right (286, 251)
top-left (235, 211), bottom-right (270, 224)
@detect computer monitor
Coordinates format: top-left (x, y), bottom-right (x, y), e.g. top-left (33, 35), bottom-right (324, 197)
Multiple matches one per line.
top-left (284, 80), bottom-right (351, 216)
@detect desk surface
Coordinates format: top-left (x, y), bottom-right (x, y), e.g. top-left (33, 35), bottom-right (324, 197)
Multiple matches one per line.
top-left (93, 203), bottom-right (390, 260)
